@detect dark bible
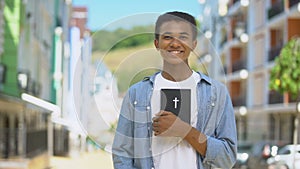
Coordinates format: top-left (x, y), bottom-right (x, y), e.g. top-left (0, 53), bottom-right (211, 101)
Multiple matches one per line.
top-left (160, 89), bottom-right (191, 124)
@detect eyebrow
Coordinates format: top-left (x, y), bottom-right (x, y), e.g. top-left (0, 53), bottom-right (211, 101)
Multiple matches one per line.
top-left (161, 32), bottom-right (190, 36)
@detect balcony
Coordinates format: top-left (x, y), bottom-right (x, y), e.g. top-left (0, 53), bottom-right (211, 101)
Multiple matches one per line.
top-left (220, 34), bottom-right (228, 48)
top-left (268, 0), bottom-right (284, 20)
top-left (232, 95), bottom-right (246, 107)
top-left (228, 0), bottom-right (240, 8)
top-left (268, 44), bottom-right (283, 62)
top-left (232, 58), bottom-right (247, 73)
top-left (220, 65), bottom-right (228, 75)
top-left (289, 0), bottom-right (299, 8)
top-left (233, 0), bottom-right (240, 5)
top-left (268, 91), bottom-right (283, 104)
top-left (0, 128), bottom-right (47, 159)
top-left (234, 22), bottom-right (247, 39)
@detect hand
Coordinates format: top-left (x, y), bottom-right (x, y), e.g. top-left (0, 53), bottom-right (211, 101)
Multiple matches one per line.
top-left (152, 110), bottom-right (192, 137)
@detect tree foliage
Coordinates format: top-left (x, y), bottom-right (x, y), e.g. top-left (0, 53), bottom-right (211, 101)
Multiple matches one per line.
top-left (269, 37), bottom-right (300, 99)
top-left (91, 25), bottom-right (154, 52)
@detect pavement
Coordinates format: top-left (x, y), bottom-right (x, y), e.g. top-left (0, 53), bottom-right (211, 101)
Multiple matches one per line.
top-left (50, 150), bottom-right (113, 169)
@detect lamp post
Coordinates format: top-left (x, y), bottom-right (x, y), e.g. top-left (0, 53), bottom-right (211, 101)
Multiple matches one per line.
top-left (239, 106), bottom-right (247, 140)
top-left (293, 96), bottom-right (300, 169)
top-left (297, 101), bottom-right (300, 115)
top-left (293, 98), bottom-right (300, 145)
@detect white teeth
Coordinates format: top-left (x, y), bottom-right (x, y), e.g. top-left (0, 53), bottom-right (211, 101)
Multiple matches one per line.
top-left (170, 51), bottom-right (181, 54)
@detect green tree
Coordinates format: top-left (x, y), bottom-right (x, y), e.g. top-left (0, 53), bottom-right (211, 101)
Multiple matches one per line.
top-left (269, 37), bottom-right (300, 100)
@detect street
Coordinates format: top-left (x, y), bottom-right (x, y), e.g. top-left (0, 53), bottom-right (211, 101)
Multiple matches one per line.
top-left (50, 150), bottom-right (113, 169)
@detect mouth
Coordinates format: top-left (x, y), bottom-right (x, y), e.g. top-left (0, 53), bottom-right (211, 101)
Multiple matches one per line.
top-left (167, 50), bottom-right (184, 54)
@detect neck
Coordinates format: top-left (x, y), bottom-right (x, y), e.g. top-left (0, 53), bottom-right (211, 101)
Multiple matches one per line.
top-left (162, 62), bottom-right (192, 82)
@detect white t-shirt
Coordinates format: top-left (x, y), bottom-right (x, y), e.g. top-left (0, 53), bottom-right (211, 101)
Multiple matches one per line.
top-left (151, 71), bottom-right (200, 169)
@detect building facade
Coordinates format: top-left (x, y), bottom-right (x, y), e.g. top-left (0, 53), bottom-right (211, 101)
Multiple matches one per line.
top-left (198, 0), bottom-right (300, 143)
top-left (0, 0), bottom-right (72, 168)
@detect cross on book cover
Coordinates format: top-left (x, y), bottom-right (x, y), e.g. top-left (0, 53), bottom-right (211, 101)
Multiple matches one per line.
top-left (160, 89), bottom-right (191, 124)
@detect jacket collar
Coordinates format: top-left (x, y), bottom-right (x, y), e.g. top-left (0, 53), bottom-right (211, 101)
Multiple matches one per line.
top-left (143, 71), bottom-right (212, 85)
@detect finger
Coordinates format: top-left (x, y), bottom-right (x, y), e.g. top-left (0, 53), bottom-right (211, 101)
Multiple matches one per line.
top-left (159, 111), bottom-right (173, 116)
top-left (152, 121), bottom-right (159, 127)
top-left (152, 115), bottom-right (160, 121)
top-left (155, 110), bottom-right (165, 116)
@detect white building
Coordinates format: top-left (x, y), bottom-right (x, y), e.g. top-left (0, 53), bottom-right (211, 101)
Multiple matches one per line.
top-left (198, 0), bottom-right (300, 143)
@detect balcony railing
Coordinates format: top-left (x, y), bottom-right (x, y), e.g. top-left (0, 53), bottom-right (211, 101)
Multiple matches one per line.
top-left (220, 65), bottom-right (228, 75)
top-left (0, 128), bottom-right (47, 159)
top-left (268, 0), bottom-right (284, 20)
top-left (26, 129), bottom-right (47, 158)
top-left (228, 0), bottom-right (240, 8)
top-left (232, 95), bottom-right (246, 107)
top-left (289, 0), bottom-right (299, 8)
top-left (268, 91), bottom-right (284, 104)
top-left (268, 44), bottom-right (283, 62)
top-left (234, 22), bottom-right (247, 39)
top-left (232, 59), bottom-right (247, 73)
top-left (220, 34), bottom-right (228, 48)
top-left (233, 0), bottom-right (240, 4)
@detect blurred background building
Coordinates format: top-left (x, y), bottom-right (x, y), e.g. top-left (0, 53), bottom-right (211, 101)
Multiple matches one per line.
top-left (0, 0), bottom-right (76, 168)
top-left (198, 0), bottom-right (300, 143)
top-left (0, 0), bottom-right (300, 168)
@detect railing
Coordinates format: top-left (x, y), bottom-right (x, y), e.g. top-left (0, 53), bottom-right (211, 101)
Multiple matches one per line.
top-left (234, 22), bottom-right (247, 39)
top-left (232, 95), bottom-right (246, 107)
top-left (233, 0), bottom-right (240, 4)
top-left (26, 129), bottom-right (47, 158)
top-left (220, 65), bottom-right (228, 75)
top-left (268, 91), bottom-right (284, 104)
top-left (289, 0), bottom-right (299, 8)
top-left (220, 34), bottom-right (228, 48)
top-left (289, 94), bottom-right (298, 103)
top-left (228, 0), bottom-right (240, 8)
top-left (53, 128), bottom-right (69, 156)
top-left (0, 128), bottom-right (23, 158)
top-left (268, 0), bottom-right (284, 20)
top-left (0, 128), bottom-right (47, 159)
top-left (268, 44), bottom-right (283, 62)
top-left (232, 58), bottom-right (247, 73)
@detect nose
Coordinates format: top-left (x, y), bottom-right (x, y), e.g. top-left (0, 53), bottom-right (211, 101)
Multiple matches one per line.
top-left (170, 38), bottom-right (181, 48)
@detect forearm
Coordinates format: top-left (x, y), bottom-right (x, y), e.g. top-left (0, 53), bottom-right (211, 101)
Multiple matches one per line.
top-left (184, 128), bottom-right (236, 168)
top-left (183, 127), bottom-right (207, 156)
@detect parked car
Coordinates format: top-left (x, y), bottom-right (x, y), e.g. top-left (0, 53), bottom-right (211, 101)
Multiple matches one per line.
top-left (267, 144), bottom-right (300, 169)
top-left (247, 141), bottom-right (287, 169)
top-left (233, 142), bottom-right (253, 169)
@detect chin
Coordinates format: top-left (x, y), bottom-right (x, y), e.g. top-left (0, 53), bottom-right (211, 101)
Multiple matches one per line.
top-left (164, 57), bottom-right (187, 65)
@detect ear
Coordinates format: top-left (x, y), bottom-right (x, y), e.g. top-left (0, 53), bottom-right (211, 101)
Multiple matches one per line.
top-left (154, 39), bottom-right (159, 50)
top-left (192, 40), bottom-right (197, 50)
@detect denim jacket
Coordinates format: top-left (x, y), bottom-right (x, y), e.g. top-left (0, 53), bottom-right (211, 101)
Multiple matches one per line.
top-left (112, 72), bottom-right (237, 169)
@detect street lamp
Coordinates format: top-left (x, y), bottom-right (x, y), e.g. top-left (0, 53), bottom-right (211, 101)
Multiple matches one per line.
top-left (239, 106), bottom-right (247, 140)
top-left (239, 106), bottom-right (247, 116)
top-left (17, 72), bottom-right (29, 90)
top-left (297, 101), bottom-right (300, 114)
top-left (204, 30), bottom-right (212, 39)
top-left (239, 69), bottom-right (249, 79)
top-left (293, 100), bottom-right (300, 169)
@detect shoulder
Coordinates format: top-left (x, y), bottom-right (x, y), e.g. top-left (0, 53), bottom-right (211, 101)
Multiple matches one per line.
top-left (127, 72), bottom-right (158, 92)
top-left (197, 72), bottom-right (228, 95)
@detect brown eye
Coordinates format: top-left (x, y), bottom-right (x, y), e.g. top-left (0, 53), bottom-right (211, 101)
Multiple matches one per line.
top-left (179, 36), bottom-right (188, 40)
top-left (163, 35), bottom-right (172, 40)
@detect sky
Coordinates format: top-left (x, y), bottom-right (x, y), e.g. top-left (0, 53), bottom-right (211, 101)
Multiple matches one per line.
top-left (72, 0), bottom-right (202, 31)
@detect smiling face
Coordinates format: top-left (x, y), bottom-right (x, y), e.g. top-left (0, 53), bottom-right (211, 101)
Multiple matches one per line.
top-left (154, 20), bottom-right (197, 65)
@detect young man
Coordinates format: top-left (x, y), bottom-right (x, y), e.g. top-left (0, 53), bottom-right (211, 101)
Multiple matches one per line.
top-left (112, 11), bottom-right (237, 169)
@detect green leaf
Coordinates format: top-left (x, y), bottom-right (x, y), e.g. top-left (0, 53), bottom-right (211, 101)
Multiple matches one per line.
top-left (269, 37), bottom-right (300, 96)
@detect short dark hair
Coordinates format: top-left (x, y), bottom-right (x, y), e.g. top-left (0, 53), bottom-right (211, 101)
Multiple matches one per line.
top-left (155, 11), bottom-right (198, 40)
